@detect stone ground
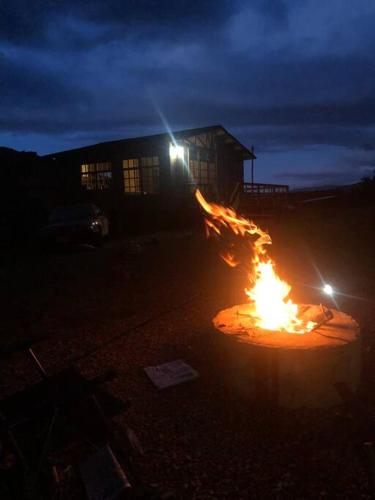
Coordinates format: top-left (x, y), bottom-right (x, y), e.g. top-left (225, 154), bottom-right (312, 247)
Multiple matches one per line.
top-left (1, 202), bottom-right (375, 498)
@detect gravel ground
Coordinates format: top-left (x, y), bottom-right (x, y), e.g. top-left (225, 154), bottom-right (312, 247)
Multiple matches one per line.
top-left (1, 204), bottom-right (375, 499)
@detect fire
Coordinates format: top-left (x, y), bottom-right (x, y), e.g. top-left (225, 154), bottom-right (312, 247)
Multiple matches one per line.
top-left (195, 189), bottom-right (315, 334)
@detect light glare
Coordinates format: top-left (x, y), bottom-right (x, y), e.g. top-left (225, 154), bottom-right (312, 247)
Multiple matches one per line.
top-left (323, 284), bottom-right (334, 296)
top-left (169, 143), bottom-right (184, 161)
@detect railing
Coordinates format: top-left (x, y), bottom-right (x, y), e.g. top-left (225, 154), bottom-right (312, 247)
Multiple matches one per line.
top-left (243, 182), bottom-right (289, 194)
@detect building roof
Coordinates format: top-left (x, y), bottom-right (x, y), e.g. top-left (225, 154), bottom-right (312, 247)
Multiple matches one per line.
top-left (44, 125), bottom-right (256, 160)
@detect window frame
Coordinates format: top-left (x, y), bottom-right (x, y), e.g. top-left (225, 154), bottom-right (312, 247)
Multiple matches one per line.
top-left (123, 158), bottom-right (141, 194)
top-left (123, 156), bottom-right (160, 195)
top-left (80, 162), bottom-right (112, 191)
top-left (188, 148), bottom-right (218, 193)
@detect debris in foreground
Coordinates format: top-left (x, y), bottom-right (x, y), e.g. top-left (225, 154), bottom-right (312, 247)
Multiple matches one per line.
top-left (80, 444), bottom-right (131, 500)
top-left (144, 359), bottom-right (199, 390)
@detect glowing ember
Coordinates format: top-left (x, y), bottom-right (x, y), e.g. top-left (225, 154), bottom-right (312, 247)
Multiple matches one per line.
top-left (195, 189), bottom-right (316, 334)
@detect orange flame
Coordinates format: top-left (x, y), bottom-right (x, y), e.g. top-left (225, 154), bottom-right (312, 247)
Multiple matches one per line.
top-left (195, 189), bottom-right (315, 334)
top-left (221, 252), bottom-right (239, 267)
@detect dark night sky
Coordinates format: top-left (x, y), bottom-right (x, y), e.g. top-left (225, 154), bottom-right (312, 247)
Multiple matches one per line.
top-left (1, 0), bottom-right (375, 188)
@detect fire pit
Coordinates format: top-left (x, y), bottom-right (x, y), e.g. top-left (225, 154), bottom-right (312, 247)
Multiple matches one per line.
top-left (213, 303), bottom-right (360, 408)
top-left (195, 190), bottom-right (361, 408)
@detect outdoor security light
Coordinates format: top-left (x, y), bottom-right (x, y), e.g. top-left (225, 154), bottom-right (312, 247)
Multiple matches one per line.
top-left (169, 143), bottom-right (184, 161)
top-left (323, 284), bottom-right (334, 296)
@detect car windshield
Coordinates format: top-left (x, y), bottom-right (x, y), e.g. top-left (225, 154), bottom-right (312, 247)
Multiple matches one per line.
top-left (49, 205), bottom-right (93, 223)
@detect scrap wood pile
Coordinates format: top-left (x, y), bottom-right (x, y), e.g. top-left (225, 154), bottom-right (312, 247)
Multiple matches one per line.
top-left (0, 336), bottom-right (171, 499)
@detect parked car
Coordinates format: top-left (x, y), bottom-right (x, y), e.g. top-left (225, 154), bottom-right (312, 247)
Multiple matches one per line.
top-left (40, 204), bottom-right (109, 246)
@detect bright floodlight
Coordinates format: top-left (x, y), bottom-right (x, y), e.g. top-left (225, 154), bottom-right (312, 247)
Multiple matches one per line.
top-left (169, 143), bottom-right (184, 161)
top-left (323, 284), bottom-right (334, 296)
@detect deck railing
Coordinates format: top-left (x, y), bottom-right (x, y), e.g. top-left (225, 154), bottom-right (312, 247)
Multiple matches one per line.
top-left (243, 182), bottom-right (289, 194)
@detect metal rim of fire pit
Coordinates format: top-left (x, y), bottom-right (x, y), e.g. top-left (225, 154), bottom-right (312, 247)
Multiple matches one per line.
top-left (213, 303), bottom-right (359, 349)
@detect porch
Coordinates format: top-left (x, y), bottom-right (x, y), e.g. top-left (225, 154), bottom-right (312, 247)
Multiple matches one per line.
top-left (239, 182), bottom-right (290, 215)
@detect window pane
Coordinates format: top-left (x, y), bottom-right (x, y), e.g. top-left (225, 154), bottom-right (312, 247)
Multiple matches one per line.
top-left (123, 158), bottom-right (159, 195)
top-left (124, 167), bottom-right (140, 193)
top-left (97, 171), bottom-right (112, 189)
top-left (200, 150), bottom-right (209, 161)
top-left (142, 166), bottom-right (159, 194)
top-left (189, 160), bottom-right (199, 182)
top-left (81, 173), bottom-right (88, 188)
top-left (80, 162), bottom-right (111, 190)
top-left (124, 158), bottom-right (139, 169)
top-left (141, 157), bottom-right (153, 167)
top-left (189, 148), bottom-right (197, 161)
top-left (200, 162), bottom-right (208, 184)
top-left (188, 159), bottom-right (217, 191)
top-left (97, 162), bottom-right (110, 172)
top-left (81, 173), bottom-right (96, 190)
top-left (209, 163), bottom-right (217, 185)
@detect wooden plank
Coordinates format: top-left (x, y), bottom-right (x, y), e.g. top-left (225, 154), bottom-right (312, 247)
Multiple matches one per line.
top-left (80, 444), bottom-right (131, 500)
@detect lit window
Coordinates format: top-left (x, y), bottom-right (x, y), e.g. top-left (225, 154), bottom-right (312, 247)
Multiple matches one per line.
top-left (80, 162), bottom-right (112, 190)
top-left (123, 159), bottom-right (140, 194)
top-left (123, 156), bottom-right (159, 195)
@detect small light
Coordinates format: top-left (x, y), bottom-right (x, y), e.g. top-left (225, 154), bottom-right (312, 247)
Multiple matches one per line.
top-left (323, 284), bottom-right (334, 296)
top-left (169, 143), bottom-right (184, 161)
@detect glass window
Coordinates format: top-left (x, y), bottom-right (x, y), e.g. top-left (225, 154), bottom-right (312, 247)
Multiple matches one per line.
top-left (80, 162), bottom-right (112, 190)
top-left (81, 173), bottom-right (96, 190)
top-left (123, 159), bottom-right (141, 194)
top-left (208, 162), bottom-right (217, 185)
top-left (190, 160), bottom-right (199, 182)
top-left (123, 156), bottom-right (159, 195)
top-left (189, 155), bottom-right (217, 192)
top-left (97, 171), bottom-right (112, 190)
top-left (200, 162), bottom-right (208, 184)
top-left (142, 166), bottom-right (160, 194)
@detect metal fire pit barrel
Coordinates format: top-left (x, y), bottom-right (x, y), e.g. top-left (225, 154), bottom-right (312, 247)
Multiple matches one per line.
top-left (213, 304), bottom-right (361, 409)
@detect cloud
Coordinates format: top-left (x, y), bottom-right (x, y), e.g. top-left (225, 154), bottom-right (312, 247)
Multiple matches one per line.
top-left (232, 124), bottom-right (375, 154)
top-left (267, 143), bottom-right (375, 187)
top-left (274, 170), bottom-right (353, 181)
top-left (1, 0), bottom-right (375, 189)
top-left (360, 143), bottom-right (375, 151)
top-left (338, 150), bottom-right (375, 170)
top-left (0, 1), bottom-right (232, 47)
top-left (0, 53), bottom-right (92, 136)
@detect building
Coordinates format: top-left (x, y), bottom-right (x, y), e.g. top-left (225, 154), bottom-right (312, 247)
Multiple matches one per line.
top-left (44, 125), bottom-right (255, 231)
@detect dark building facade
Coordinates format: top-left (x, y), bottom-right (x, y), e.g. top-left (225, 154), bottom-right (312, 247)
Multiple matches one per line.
top-left (44, 125), bottom-right (255, 231)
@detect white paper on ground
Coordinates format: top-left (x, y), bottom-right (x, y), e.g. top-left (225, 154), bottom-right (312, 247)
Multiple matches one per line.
top-left (144, 359), bottom-right (199, 389)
